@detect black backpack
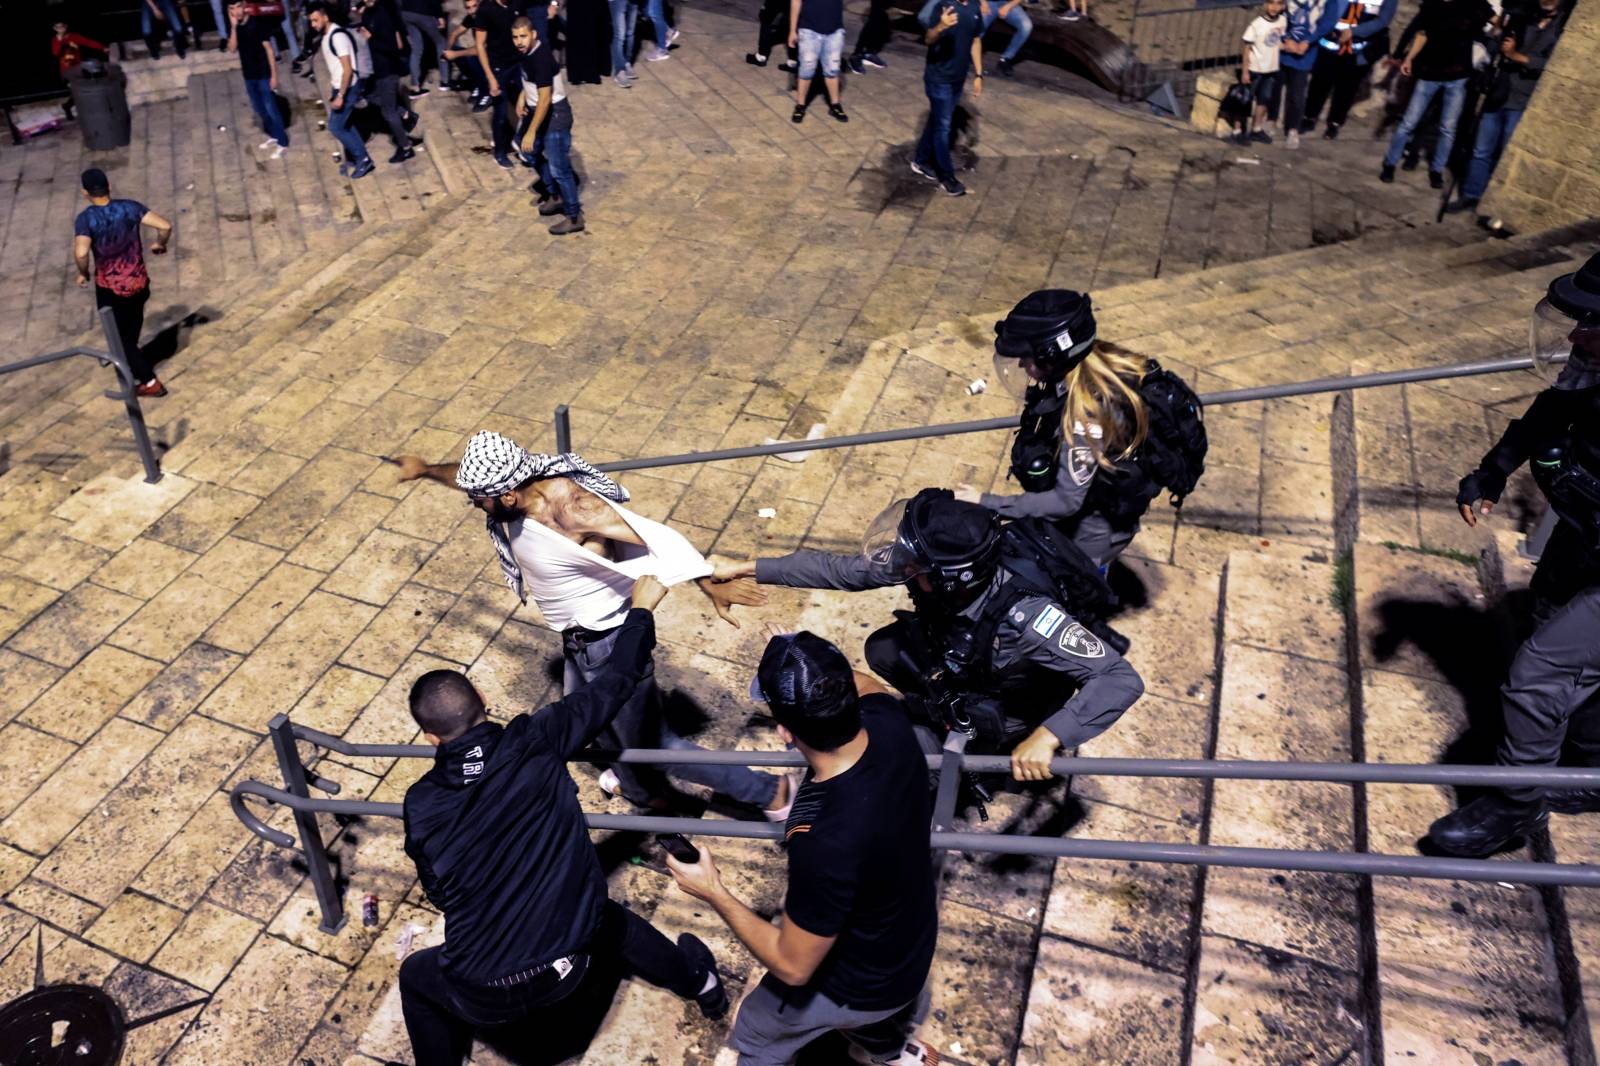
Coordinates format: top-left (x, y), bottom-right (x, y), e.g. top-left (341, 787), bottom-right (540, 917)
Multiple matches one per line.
top-left (994, 518), bottom-right (1129, 655)
top-left (1135, 360), bottom-right (1208, 504)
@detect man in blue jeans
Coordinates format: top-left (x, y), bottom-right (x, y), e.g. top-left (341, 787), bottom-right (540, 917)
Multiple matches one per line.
top-left (1379, 0), bottom-right (1492, 188)
top-left (309, 2), bottom-right (374, 178)
top-left (1448, 0), bottom-right (1564, 214)
top-left (982, 0), bottom-right (1033, 77)
top-left (912, 0), bottom-right (983, 198)
top-left (513, 18), bottom-right (586, 234)
top-left (141, 0), bottom-right (189, 59)
top-left (229, 1), bottom-right (290, 158)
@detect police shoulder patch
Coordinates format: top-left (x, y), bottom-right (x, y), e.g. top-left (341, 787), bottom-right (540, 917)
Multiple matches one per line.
top-left (1067, 446), bottom-right (1097, 487)
top-left (1030, 604), bottom-right (1066, 639)
top-left (1058, 622), bottom-right (1106, 659)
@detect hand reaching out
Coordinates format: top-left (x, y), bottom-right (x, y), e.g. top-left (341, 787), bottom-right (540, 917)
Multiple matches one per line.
top-left (698, 576), bottom-right (767, 627)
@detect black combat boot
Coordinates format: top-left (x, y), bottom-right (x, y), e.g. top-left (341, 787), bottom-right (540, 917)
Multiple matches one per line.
top-left (1545, 788), bottom-right (1600, 815)
top-left (1427, 793), bottom-right (1547, 857)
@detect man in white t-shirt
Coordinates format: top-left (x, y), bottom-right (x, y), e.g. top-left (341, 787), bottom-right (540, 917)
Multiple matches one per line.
top-left (394, 432), bottom-right (799, 819)
top-left (1240, 0), bottom-right (1288, 144)
top-left (309, 1), bottom-right (374, 178)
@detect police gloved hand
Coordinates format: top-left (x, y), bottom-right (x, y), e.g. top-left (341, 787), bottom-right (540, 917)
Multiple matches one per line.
top-left (1011, 726), bottom-right (1061, 782)
top-left (1456, 468), bottom-right (1506, 528)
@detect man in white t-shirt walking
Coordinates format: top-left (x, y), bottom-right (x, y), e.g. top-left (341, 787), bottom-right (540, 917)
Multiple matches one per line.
top-left (1240, 0), bottom-right (1288, 144)
top-left (309, 1), bottom-right (374, 178)
top-left (394, 432), bottom-right (798, 819)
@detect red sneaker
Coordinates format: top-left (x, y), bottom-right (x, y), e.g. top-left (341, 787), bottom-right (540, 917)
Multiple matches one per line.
top-left (134, 379), bottom-right (168, 398)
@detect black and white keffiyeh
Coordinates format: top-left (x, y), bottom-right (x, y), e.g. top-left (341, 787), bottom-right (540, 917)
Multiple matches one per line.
top-left (454, 430), bottom-right (631, 603)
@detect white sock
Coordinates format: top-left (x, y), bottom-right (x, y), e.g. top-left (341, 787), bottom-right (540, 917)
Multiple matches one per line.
top-left (698, 970), bottom-right (719, 995)
top-left (754, 52), bottom-right (767, 61)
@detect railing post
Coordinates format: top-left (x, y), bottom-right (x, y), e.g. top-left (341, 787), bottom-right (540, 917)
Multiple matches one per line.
top-left (554, 404), bottom-right (572, 454)
top-left (930, 732), bottom-right (969, 889)
top-left (268, 714), bottom-right (346, 933)
top-left (96, 306), bottom-right (163, 484)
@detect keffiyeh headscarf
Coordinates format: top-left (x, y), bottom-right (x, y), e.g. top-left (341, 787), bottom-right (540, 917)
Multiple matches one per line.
top-left (455, 430), bottom-right (630, 603)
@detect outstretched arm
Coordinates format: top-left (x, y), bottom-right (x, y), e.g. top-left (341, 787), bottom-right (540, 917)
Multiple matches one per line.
top-left (392, 455), bottom-right (462, 488)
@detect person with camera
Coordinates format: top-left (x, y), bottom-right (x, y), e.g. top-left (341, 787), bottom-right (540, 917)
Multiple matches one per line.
top-left (954, 290), bottom-right (1205, 572)
top-left (392, 431), bottom-right (796, 818)
top-left (910, 0), bottom-right (984, 197)
top-left (665, 631), bottom-right (941, 1066)
top-left (1428, 252), bottom-right (1600, 858)
top-left (712, 488), bottom-right (1146, 782)
top-left (398, 575), bottom-right (728, 1065)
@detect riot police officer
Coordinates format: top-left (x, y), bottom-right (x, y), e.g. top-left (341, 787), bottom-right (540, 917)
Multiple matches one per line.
top-left (711, 488), bottom-right (1145, 781)
top-left (955, 289), bottom-right (1206, 569)
top-left (1428, 251), bottom-right (1600, 857)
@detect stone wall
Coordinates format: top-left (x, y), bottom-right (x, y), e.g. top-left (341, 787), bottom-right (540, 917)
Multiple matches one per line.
top-left (1482, 0), bottom-right (1600, 231)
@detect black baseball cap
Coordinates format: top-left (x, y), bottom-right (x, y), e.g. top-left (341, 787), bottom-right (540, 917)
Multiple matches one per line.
top-left (749, 631), bottom-right (856, 717)
top-left (81, 168), bottom-right (109, 194)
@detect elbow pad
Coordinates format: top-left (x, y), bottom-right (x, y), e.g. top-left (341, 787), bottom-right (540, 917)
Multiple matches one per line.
top-left (1456, 468), bottom-right (1506, 506)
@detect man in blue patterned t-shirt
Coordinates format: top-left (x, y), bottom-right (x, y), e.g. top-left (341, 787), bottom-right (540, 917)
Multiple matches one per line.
top-left (73, 168), bottom-right (173, 397)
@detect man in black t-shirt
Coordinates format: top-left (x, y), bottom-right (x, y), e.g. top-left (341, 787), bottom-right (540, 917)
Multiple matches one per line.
top-left (360, 0), bottom-right (424, 162)
top-left (475, 0), bottom-right (538, 167)
top-left (512, 17), bottom-right (585, 234)
top-left (228, 1), bottom-right (290, 154)
top-left (668, 632), bottom-right (940, 1065)
top-left (1379, 0), bottom-right (1493, 185)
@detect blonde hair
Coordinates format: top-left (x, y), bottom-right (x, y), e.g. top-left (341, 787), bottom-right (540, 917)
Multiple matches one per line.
top-left (1062, 341), bottom-right (1149, 468)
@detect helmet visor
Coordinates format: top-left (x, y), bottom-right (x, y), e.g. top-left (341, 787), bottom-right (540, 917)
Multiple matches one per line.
top-left (862, 498), bottom-right (928, 584)
top-left (992, 352), bottom-right (1055, 400)
top-left (1529, 297), bottom-right (1600, 386)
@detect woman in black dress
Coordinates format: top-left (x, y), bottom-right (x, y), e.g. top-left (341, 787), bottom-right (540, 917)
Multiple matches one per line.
top-left (562, 0), bottom-right (613, 83)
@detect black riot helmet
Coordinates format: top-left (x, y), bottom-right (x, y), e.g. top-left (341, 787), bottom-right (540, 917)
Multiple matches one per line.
top-left (1533, 251), bottom-right (1600, 387)
top-left (862, 488), bottom-right (1002, 604)
top-left (992, 290), bottom-right (1098, 399)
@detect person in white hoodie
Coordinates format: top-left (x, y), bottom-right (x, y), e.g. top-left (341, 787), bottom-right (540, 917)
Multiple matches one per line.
top-left (394, 431), bottom-right (798, 818)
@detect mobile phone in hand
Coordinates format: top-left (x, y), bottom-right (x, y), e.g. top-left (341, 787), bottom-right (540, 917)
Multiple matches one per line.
top-left (656, 833), bottom-right (700, 863)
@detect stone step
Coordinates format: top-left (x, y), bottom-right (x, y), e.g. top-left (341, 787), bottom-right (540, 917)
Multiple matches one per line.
top-left (1350, 542), bottom-right (1569, 1062)
top-left (1187, 549), bottom-right (1363, 1062)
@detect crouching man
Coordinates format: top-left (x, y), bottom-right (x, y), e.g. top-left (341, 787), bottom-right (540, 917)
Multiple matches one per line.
top-left (399, 576), bottom-right (727, 1065)
top-left (666, 631), bottom-right (941, 1065)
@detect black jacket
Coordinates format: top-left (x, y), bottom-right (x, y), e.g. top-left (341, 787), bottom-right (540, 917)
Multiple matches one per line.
top-left (402, 608), bottom-right (656, 986)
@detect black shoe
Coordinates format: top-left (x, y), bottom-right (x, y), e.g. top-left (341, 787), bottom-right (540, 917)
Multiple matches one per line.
top-left (403, 112), bottom-right (420, 132)
top-left (388, 147), bottom-right (415, 164)
top-left (1298, 116), bottom-right (1316, 133)
top-left (494, 153), bottom-right (514, 169)
top-left (1379, 163), bottom-right (1395, 183)
top-left (1231, 131), bottom-right (1250, 146)
top-left (1546, 787), bottom-right (1600, 815)
top-left (349, 158), bottom-right (375, 179)
top-left (746, 51), bottom-right (768, 66)
top-left (1401, 153), bottom-right (1421, 171)
top-left (1443, 196), bottom-right (1480, 215)
top-left (409, 85), bottom-right (430, 97)
top-left (777, 59), bottom-right (797, 73)
top-left (998, 56), bottom-right (1015, 76)
top-left (908, 159), bottom-right (938, 182)
top-left (791, 104), bottom-right (806, 123)
top-left (861, 52), bottom-right (886, 68)
top-left (847, 54), bottom-right (865, 75)
top-left (472, 97), bottom-right (492, 112)
top-left (828, 102), bottom-right (848, 123)
top-left (1249, 129), bottom-right (1271, 144)
top-left (538, 196), bottom-right (565, 216)
top-left (1323, 122), bottom-right (1340, 140)
top-left (1428, 169), bottom-right (1444, 189)
top-left (677, 934), bottom-right (728, 1020)
top-left (409, 134), bottom-right (424, 148)
top-left (1426, 793), bottom-right (1546, 857)
top-left (940, 176), bottom-right (966, 196)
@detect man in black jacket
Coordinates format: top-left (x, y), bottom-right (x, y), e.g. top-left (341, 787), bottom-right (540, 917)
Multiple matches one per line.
top-left (399, 575), bottom-right (727, 1065)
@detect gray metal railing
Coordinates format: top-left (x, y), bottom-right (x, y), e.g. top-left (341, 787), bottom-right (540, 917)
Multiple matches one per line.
top-left (561, 353), bottom-right (1545, 475)
top-left (232, 715), bottom-right (1600, 933)
top-left (3, 307), bottom-right (164, 483)
top-left (1120, 0), bottom-right (1258, 106)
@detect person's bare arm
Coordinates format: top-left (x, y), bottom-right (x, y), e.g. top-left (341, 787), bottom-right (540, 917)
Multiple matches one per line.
top-left (529, 83), bottom-right (551, 138)
top-left (854, 670), bottom-right (892, 696)
top-left (789, 0), bottom-right (801, 47)
top-left (1400, 30), bottom-right (1425, 75)
top-left (74, 235), bottom-right (93, 288)
top-left (476, 28), bottom-right (499, 95)
top-left (970, 34), bottom-right (983, 95)
top-left (265, 34), bottom-right (279, 89)
top-left (228, 14), bottom-right (239, 51)
top-left (667, 849), bottom-right (838, 987)
top-left (141, 210), bottom-right (172, 253)
top-left (1241, 39), bottom-right (1252, 82)
top-left (392, 456), bottom-right (462, 487)
top-left (335, 51), bottom-right (354, 101)
top-left (148, 0), bottom-right (168, 19)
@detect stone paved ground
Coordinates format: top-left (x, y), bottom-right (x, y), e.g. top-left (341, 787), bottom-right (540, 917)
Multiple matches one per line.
top-left (0, 2), bottom-right (1544, 1063)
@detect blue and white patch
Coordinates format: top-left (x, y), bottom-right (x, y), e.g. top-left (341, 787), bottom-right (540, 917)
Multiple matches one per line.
top-left (1058, 622), bottom-right (1106, 659)
top-left (1031, 605), bottom-right (1066, 639)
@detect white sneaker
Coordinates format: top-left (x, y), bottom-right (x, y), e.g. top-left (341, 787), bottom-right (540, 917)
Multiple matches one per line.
top-left (666, 27), bottom-right (681, 46)
top-left (762, 771), bottom-right (804, 822)
top-left (647, 46), bottom-right (672, 61)
top-left (258, 137), bottom-right (278, 150)
top-left (848, 1039), bottom-right (941, 1065)
top-left (270, 143), bottom-right (287, 159)
top-left (1286, 129), bottom-right (1300, 149)
top-left (598, 768), bottom-right (622, 797)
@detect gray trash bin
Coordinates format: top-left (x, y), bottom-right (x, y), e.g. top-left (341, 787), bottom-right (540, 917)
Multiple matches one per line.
top-left (67, 62), bottom-right (131, 150)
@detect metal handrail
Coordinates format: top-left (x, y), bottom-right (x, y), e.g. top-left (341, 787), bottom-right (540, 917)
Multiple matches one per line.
top-left (236, 715), bottom-right (1600, 932)
top-left (577, 353), bottom-right (1546, 474)
top-left (4, 308), bottom-right (164, 482)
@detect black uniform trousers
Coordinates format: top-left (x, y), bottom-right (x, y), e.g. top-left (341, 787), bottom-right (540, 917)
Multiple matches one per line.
top-left (1304, 48), bottom-right (1365, 129)
top-left (1497, 524), bottom-right (1600, 803)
